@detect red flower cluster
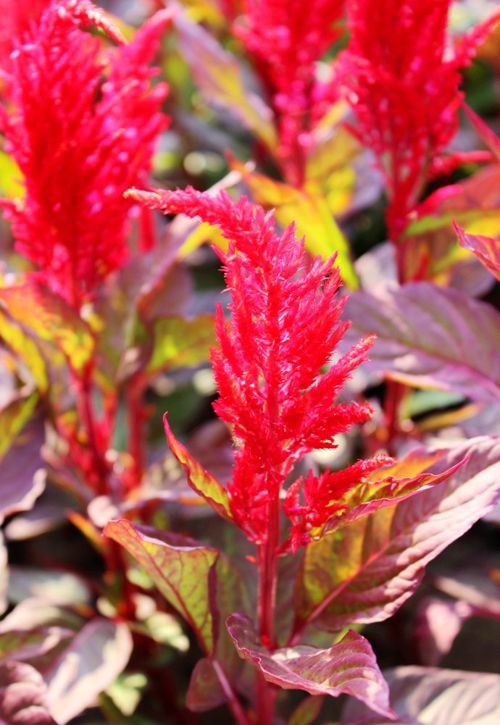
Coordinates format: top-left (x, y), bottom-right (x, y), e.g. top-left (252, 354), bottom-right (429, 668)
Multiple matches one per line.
top-left (0, 0), bottom-right (169, 307)
top-left (236, 0), bottom-right (345, 186)
top-left (130, 186), bottom-right (388, 550)
top-left (340, 0), bottom-right (499, 241)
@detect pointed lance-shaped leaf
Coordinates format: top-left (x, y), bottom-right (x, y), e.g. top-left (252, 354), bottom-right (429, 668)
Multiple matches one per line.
top-left (293, 437), bottom-right (500, 634)
top-left (455, 223), bottom-right (500, 282)
top-left (341, 282), bottom-right (500, 402)
top-left (164, 415), bottom-right (234, 522)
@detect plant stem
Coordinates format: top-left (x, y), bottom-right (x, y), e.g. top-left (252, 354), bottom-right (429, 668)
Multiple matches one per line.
top-left (125, 373), bottom-right (147, 492)
top-left (212, 660), bottom-right (249, 725)
top-left (256, 487), bottom-right (280, 724)
top-left (76, 364), bottom-right (110, 495)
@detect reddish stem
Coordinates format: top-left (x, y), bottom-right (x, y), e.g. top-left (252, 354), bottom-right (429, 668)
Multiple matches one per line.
top-left (256, 486), bottom-right (281, 724)
top-left (125, 374), bottom-right (148, 492)
top-left (76, 364), bottom-right (110, 495)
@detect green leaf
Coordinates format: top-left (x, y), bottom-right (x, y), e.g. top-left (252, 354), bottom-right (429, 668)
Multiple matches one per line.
top-left (164, 416), bottom-right (234, 521)
top-left (174, 11), bottom-right (277, 150)
top-left (104, 520), bottom-right (219, 653)
top-left (0, 391), bottom-right (39, 460)
top-left (0, 308), bottom-right (48, 391)
top-left (0, 283), bottom-right (94, 374)
top-left (288, 695), bottom-right (325, 725)
top-left (146, 315), bottom-right (215, 377)
top-left (231, 160), bottom-right (359, 289)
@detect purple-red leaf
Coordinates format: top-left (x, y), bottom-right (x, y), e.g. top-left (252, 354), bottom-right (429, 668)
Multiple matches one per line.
top-left (186, 658), bottom-right (226, 712)
top-left (226, 613), bottom-right (393, 719)
top-left (341, 667), bottom-right (500, 724)
top-left (0, 421), bottom-right (45, 526)
top-left (294, 437), bottom-right (500, 633)
top-left (455, 223), bottom-right (500, 281)
top-left (43, 618), bottom-right (132, 724)
top-left (0, 660), bottom-right (56, 725)
top-left (342, 282), bottom-right (500, 402)
top-left (321, 449), bottom-right (465, 537)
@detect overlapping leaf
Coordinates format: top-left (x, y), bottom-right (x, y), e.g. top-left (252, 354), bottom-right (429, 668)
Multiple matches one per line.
top-left (164, 416), bottom-right (234, 521)
top-left (341, 667), bottom-right (500, 724)
top-left (294, 437), bottom-right (500, 633)
top-left (0, 284), bottom-right (94, 374)
top-left (227, 613), bottom-right (393, 719)
top-left (0, 660), bottom-right (56, 725)
top-left (455, 224), bottom-right (500, 281)
top-left (174, 11), bottom-right (276, 149)
top-left (342, 282), bottom-right (500, 401)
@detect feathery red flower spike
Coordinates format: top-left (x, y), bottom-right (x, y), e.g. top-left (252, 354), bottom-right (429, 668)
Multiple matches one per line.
top-left (128, 185), bottom-right (392, 551)
top-left (0, 0), bottom-right (170, 307)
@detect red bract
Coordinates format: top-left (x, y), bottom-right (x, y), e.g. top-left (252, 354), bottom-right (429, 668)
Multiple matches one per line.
top-left (128, 185), bottom-right (386, 548)
top-left (340, 0), bottom-right (499, 242)
top-left (0, 0), bottom-right (169, 307)
top-left (236, 0), bottom-right (345, 186)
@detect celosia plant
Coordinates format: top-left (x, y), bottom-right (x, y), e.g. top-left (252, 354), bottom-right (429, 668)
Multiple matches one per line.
top-left (106, 187), bottom-right (483, 723)
top-left (0, 0), bottom-right (498, 723)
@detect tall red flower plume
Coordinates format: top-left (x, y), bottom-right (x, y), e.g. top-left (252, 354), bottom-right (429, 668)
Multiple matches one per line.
top-left (340, 0), bottom-right (500, 241)
top-left (236, 0), bottom-right (345, 186)
top-left (128, 186), bottom-right (390, 550)
top-left (0, 0), bottom-right (170, 307)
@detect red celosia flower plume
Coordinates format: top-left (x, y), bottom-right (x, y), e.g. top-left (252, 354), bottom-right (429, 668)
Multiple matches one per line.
top-left (340, 0), bottom-right (500, 242)
top-left (128, 185), bottom-right (390, 550)
top-left (0, 0), bottom-right (170, 307)
top-left (236, 0), bottom-right (345, 186)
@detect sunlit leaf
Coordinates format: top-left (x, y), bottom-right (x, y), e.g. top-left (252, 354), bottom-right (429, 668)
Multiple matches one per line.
top-left (233, 161), bottom-right (358, 288)
top-left (455, 223), bottom-right (500, 280)
top-left (295, 437), bottom-right (500, 633)
top-left (342, 282), bottom-right (500, 401)
top-left (104, 520), bottom-right (219, 653)
top-left (164, 416), bottom-right (234, 521)
top-left (0, 390), bottom-right (39, 460)
top-left (146, 314), bottom-right (215, 377)
top-left (227, 613), bottom-right (393, 718)
top-left (0, 283), bottom-right (94, 374)
top-left (341, 667), bottom-right (500, 724)
top-left (0, 150), bottom-right (23, 198)
top-left (174, 12), bottom-right (276, 150)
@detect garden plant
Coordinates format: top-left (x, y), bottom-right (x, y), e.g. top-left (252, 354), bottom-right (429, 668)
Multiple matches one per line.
top-left (0, 0), bottom-right (499, 723)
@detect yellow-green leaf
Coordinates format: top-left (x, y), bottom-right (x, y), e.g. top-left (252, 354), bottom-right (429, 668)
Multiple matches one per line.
top-left (146, 315), bottom-right (215, 377)
top-left (0, 284), bottom-right (94, 374)
top-left (164, 416), bottom-right (234, 522)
